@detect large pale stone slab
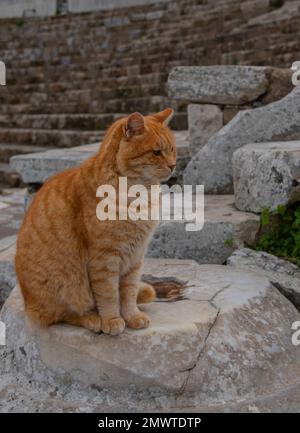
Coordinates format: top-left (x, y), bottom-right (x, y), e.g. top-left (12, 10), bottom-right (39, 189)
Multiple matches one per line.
top-left (10, 143), bottom-right (100, 185)
top-left (147, 195), bottom-right (260, 264)
top-left (10, 131), bottom-right (190, 184)
top-left (233, 141), bottom-right (300, 212)
top-left (188, 104), bottom-right (223, 155)
top-left (0, 0), bottom-right (56, 18)
top-left (168, 66), bottom-right (270, 105)
top-left (227, 248), bottom-right (300, 311)
top-left (1, 258), bottom-right (300, 408)
top-left (184, 86), bottom-right (300, 194)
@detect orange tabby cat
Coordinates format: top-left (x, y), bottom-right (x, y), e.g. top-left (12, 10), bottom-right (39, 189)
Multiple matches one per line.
top-left (15, 108), bottom-right (176, 336)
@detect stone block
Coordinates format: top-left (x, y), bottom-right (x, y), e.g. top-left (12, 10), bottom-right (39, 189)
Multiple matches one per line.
top-left (184, 86), bottom-right (300, 194)
top-left (233, 141), bottom-right (300, 213)
top-left (188, 104), bottom-right (223, 155)
top-left (0, 0), bottom-right (56, 18)
top-left (1, 258), bottom-right (300, 407)
top-left (168, 66), bottom-right (270, 105)
top-left (147, 195), bottom-right (260, 264)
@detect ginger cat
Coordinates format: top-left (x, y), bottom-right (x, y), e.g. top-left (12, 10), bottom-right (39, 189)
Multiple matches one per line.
top-left (15, 108), bottom-right (176, 336)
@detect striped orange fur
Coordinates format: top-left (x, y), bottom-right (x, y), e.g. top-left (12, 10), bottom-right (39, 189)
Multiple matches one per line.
top-left (15, 108), bottom-right (176, 335)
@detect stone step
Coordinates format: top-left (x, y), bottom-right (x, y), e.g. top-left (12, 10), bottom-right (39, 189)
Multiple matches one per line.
top-left (147, 195), bottom-right (260, 264)
top-left (3, 72), bottom-right (167, 95)
top-left (0, 111), bottom-right (186, 132)
top-left (3, 22), bottom-right (298, 74)
top-left (0, 104), bottom-right (32, 115)
top-left (0, 128), bottom-right (105, 148)
top-left (0, 82), bottom-right (166, 104)
top-left (10, 131), bottom-right (190, 184)
top-left (1, 258), bottom-right (299, 410)
top-left (0, 143), bottom-right (51, 163)
top-left (0, 113), bottom-right (124, 130)
top-left (0, 95), bottom-right (173, 115)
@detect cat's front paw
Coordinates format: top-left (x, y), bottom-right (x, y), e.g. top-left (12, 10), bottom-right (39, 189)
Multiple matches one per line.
top-left (126, 311), bottom-right (150, 330)
top-left (101, 317), bottom-right (125, 336)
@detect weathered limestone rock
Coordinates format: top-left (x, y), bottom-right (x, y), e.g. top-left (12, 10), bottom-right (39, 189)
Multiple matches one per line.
top-left (0, 236), bottom-right (16, 308)
top-left (147, 195), bottom-right (260, 264)
top-left (227, 248), bottom-right (300, 311)
top-left (188, 104), bottom-right (223, 155)
top-left (184, 86), bottom-right (300, 194)
top-left (10, 143), bottom-right (99, 185)
top-left (1, 258), bottom-right (300, 409)
top-left (233, 141), bottom-right (300, 213)
top-left (168, 66), bottom-right (270, 105)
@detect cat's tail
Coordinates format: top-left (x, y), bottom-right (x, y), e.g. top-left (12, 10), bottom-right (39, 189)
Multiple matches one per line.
top-left (137, 283), bottom-right (156, 304)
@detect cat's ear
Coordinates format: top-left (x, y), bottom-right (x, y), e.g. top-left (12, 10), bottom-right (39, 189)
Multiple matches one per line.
top-left (153, 108), bottom-right (174, 126)
top-left (124, 112), bottom-right (145, 138)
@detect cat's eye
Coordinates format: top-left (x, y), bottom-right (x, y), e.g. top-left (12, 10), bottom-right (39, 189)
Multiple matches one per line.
top-left (153, 149), bottom-right (162, 156)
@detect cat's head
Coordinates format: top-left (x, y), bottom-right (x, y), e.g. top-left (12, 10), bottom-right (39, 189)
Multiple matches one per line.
top-left (116, 108), bottom-right (177, 183)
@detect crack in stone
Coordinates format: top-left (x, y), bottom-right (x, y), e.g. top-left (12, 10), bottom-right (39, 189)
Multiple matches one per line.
top-left (209, 284), bottom-right (230, 303)
top-left (176, 308), bottom-right (220, 398)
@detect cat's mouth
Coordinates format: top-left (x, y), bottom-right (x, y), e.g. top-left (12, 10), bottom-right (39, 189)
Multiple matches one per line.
top-left (157, 169), bottom-right (175, 183)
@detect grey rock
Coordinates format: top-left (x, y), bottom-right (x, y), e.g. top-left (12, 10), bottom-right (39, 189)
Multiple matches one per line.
top-left (184, 86), bottom-right (300, 194)
top-left (168, 65), bottom-right (270, 105)
top-left (0, 236), bottom-right (17, 309)
top-left (233, 141), bottom-right (300, 212)
top-left (10, 143), bottom-right (99, 184)
top-left (2, 258), bottom-right (300, 409)
top-left (188, 104), bottom-right (223, 155)
top-left (147, 195), bottom-right (260, 264)
top-left (227, 248), bottom-right (300, 311)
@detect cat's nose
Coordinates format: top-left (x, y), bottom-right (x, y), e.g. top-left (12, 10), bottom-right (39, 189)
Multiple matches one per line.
top-left (168, 164), bottom-right (176, 171)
